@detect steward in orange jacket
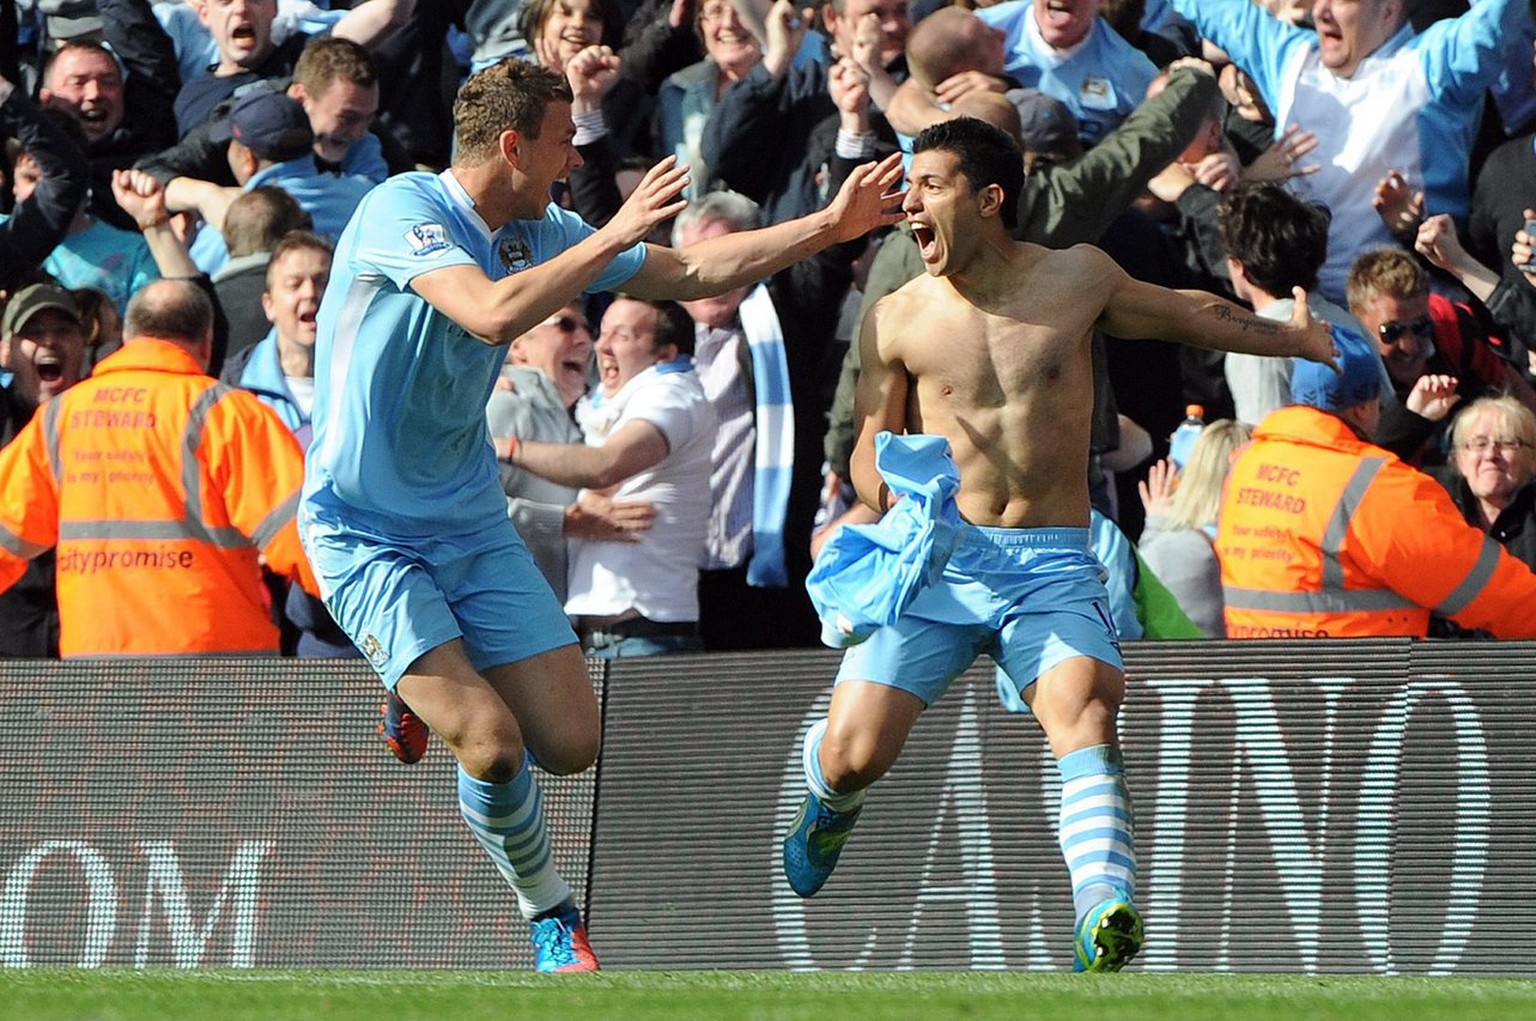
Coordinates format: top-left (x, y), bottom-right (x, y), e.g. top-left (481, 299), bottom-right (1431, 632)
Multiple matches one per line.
top-left (0, 280), bottom-right (319, 656)
top-left (1217, 326), bottom-right (1536, 639)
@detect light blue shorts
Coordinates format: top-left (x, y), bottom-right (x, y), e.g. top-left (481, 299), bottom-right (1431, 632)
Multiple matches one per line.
top-left (300, 508), bottom-right (577, 690)
top-left (835, 526), bottom-right (1122, 710)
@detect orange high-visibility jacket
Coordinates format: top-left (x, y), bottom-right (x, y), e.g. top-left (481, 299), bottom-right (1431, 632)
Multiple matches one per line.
top-left (1217, 405), bottom-right (1536, 639)
top-left (0, 339), bottom-right (319, 656)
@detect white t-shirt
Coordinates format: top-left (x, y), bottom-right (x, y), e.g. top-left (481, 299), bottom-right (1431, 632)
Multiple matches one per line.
top-left (565, 364), bottom-right (718, 621)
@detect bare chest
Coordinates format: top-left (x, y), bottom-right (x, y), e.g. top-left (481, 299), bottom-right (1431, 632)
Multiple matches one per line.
top-left (897, 299), bottom-right (1093, 405)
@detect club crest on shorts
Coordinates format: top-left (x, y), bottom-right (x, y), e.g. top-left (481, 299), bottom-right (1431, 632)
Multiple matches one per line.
top-left (360, 633), bottom-right (387, 669)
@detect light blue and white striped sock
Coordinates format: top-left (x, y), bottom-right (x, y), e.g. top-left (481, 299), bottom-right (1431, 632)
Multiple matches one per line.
top-left (458, 764), bottom-right (571, 920)
top-left (1056, 744), bottom-right (1137, 921)
top-left (802, 718), bottom-right (866, 812)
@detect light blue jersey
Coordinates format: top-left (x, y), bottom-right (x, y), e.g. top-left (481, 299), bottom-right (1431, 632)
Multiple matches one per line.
top-left (976, 1), bottom-right (1156, 147)
top-left (304, 170), bottom-right (646, 537)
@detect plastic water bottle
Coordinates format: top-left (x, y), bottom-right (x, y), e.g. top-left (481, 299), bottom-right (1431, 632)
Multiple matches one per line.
top-left (1168, 404), bottom-right (1205, 471)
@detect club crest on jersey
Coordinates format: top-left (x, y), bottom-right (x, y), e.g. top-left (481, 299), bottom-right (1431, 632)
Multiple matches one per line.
top-left (406, 223), bottom-right (451, 257)
top-left (498, 235), bottom-right (533, 272)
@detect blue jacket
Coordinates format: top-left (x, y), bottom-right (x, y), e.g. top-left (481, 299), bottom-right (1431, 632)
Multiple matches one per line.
top-left (231, 329), bottom-right (310, 444)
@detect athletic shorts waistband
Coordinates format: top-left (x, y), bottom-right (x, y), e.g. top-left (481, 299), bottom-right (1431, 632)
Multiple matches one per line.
top-left (961, 525), bottom-right (1091, 550)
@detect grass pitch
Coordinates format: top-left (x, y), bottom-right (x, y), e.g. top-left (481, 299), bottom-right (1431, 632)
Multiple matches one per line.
top-left (7, 970), bottom-right (1536, 1021)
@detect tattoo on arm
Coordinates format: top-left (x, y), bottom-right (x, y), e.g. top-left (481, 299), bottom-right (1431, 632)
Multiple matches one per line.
top-left (1212, 305), bottom-right (1282, 333)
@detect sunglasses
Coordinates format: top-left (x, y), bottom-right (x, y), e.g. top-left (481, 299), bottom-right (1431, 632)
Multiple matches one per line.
top-left (544, 315), bottom-right (591, 335)
top-left (1377, 315), bottom-right (1434, 344)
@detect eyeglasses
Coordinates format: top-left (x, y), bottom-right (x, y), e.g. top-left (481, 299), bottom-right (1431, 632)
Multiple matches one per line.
top-left (1377, 315), bottom-right (1434, 345)
top-left (1461, 436), bottom-right (1534, 455)
top-left (542, 315), bottom-right (590, 335)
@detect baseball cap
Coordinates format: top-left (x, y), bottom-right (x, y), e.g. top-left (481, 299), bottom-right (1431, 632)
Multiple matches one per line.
top-left (1290, 324), bottom-right (1381, 412)
top-left (1, 284), bottom-right (81, 339)
top-left (1008, 88), bottom-right (1081, 160)
top-left (210, 90), bottom-right (315, 163)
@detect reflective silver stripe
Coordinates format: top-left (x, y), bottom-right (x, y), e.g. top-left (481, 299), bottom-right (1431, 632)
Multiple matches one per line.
top-left (1436, 535), bottom-right (1504, 616)
top-left (60, 520), bottom-right (202, 541)
top-left (42, 396), bottom-right (64, 482)
top-left (1320, 457), bottom-right (1386, 589)
top-left (174, 383), bottom-right (252, 548)
top-left (180, 384), bottom-right (227, 545)
top-left (249, 492), bottom-right (299, 551)
top-left (1223, 585), bottom-right (1420, 613)
top-left (1225, 456), bottom-right (1412, 619)
top-left (0, 522), bottom-right (47, 559)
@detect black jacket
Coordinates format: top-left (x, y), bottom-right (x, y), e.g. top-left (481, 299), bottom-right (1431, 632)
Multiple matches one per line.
top-left (0, 86), bottom-right (89, 290)
top-left (701, 57), bottom-right (905, 226)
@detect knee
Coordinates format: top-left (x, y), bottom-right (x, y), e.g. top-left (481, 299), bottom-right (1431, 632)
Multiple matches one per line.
top-left (531, 727), bottom-right (600, 777)
top-left (1032, 662), bottom-right (1125, 753)
top-left (451, 721), bottom-right (526, 783)
top-left (818, 721), bottom-right (895, 793)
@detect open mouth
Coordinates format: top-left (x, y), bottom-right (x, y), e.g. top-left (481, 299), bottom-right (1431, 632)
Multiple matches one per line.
top-left (79, 106), bottom-right (108, 123)
top-left (1041, 0), bottom-right (1076, 24)
top-left (911, 223), bottom-right (938, 261)
top-left (36, 360), bottom-right (63, 383)
top-left (231, 22), bottom-right (256, 42)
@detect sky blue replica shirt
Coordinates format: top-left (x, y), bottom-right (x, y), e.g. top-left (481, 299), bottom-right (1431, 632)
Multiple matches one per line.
top-left (304, 169), bottom-right (647, 537)
top-left (976, 0), bottom-right (1157, 147)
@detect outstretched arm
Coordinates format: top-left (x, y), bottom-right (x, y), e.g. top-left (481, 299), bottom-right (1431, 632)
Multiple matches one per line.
top-left (411, 159), bottom-right (690, 345)
top-left (848, 298), bottom-right (910, 513)
top-left (502, 420), bottom-right (671, 490)
top-left (1094, 248), bottom-right (1338, 369)
top-left (626, 152), bottom-right (904, 300)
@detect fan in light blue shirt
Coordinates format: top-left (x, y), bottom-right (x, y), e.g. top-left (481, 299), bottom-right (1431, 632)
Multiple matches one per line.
top-left (976, 0), bottom-right (1157, 146)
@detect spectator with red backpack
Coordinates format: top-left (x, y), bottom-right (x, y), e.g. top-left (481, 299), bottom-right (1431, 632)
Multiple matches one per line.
top-left (1346, 246), bottom-right (1536, 466)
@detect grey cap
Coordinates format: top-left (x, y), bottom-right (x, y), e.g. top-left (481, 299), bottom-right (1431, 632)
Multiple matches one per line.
top-left (1, 283), bottom-right (81, 338)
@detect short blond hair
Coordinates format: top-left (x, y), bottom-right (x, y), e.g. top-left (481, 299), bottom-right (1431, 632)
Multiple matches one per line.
top-left (452, 59), bottom-right (573, 165)
top-left (1346, 246), bottom-right (1428, 317)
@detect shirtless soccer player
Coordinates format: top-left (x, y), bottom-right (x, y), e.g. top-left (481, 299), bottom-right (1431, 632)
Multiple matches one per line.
top-left (782, 117), bottom-right (1339, 972)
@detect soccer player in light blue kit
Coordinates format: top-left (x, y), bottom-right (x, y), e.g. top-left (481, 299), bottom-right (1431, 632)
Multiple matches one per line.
top-left (784, 117), bottom-right (1339, 971)
top-left (299, 58), bottom-right (903, 972)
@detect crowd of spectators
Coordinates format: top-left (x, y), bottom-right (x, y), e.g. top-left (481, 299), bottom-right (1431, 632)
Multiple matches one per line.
top-left (5, 0), bottom-right (1536, 657)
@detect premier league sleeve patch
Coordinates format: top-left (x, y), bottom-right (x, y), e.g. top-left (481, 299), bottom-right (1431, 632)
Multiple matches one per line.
top-left (405, 223), bottom-right (453, 257)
